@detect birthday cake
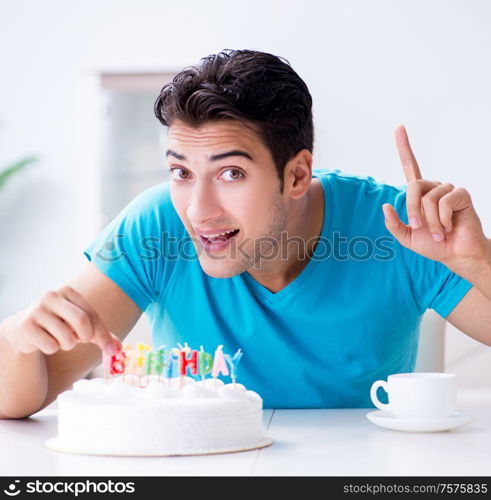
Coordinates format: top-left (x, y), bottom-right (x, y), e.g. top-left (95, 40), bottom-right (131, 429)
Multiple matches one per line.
top-left (45, 344), bottom-right (272, 456)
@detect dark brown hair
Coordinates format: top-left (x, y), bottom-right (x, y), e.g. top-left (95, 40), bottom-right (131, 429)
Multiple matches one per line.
top-left (154, 49), bottom-right (314, 190)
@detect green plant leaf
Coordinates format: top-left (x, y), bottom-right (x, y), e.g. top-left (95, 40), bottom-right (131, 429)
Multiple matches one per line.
top-left (0, 156), bottom-right (38, 190)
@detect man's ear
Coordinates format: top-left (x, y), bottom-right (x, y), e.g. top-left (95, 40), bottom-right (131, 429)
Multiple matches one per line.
top-left (284, 149), bottom-right (313, 199)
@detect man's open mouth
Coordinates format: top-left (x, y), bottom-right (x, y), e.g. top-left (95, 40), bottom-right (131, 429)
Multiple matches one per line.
top-left (198, 229), bottom-right (240, 247)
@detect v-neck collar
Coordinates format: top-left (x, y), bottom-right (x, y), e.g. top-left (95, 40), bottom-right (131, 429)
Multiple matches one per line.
top-left (240, 170), bottom-right (332, 304)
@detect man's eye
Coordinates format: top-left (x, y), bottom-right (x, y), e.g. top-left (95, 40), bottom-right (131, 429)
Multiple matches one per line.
top-left (221, 168), bottom-right (244, 181)
top-left (170, 168), bottom-right (190, 180)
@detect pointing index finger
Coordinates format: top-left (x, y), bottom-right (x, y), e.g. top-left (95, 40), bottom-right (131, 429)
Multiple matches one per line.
top-left (395, 124), bottom-right (422, 182)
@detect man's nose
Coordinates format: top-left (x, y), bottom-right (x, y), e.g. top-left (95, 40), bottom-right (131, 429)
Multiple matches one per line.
top-left (187, 182), bottom-right (223, 224)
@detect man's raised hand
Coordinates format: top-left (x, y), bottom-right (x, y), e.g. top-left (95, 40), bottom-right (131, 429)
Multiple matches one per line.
top-left (382, 125), bottom-right (487, 274)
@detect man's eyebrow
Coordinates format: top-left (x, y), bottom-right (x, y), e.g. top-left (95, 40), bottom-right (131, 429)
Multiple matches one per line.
top-left (165, 149), bottom-right (254, 162)
top-left (166, 150), bottom-right (186, 161)
top-left (209, 150), bottom-right (254, 162)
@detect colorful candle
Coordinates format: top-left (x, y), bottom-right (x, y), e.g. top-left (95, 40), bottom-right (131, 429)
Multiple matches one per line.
top-left (135, 343), bottom-right (151, 385)
top-left (122, 343), bottom-right (133, 382)
top-left (145, 350), bottom-right (156, 376)
top-left (180, 349), bottom-right (198, 376)
top-left (155, 346), bottom-right (166, 382)
top-left (211, 345), bottom-right (229, 378)
top-left (224, 348), bottom-right (243, 384)
top-left (136, 343), bottom-right (151, 369)
top-left (199, 346), bottom-right (213, 380)
top-left (167, 350), bottom-right (180, 379)
top-left (100, 342), bottom-right (245, 387)
top-left (128, 348), bottom-right (139, 381)
top-left (110, 349), bottom-right (126, 375)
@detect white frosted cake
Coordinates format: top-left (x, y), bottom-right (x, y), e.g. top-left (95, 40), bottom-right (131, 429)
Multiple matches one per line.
top-left (45, 375), bottom-right (272, 456)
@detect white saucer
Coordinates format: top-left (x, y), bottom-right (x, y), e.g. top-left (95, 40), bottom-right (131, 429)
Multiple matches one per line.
top-left (366, 410), bottom-right (476, 433)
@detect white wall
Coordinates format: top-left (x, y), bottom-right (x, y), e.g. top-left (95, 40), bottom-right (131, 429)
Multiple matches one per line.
top-left (0, 0), bottom-right (490, 387)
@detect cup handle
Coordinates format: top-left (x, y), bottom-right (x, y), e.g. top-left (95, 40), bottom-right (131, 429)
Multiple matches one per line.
top-left (370, 380), bottom-right (391, 412)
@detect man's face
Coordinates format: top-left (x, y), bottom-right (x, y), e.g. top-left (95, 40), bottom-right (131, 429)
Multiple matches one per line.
top-left (166, 119), bottom-right (288, 278)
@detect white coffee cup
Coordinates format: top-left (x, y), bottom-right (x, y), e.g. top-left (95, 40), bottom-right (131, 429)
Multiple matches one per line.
top-left (370, 372), bottom-right (457, 419)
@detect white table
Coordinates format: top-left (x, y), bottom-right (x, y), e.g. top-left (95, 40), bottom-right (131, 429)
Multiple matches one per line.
top-left (1, 390), bottom-right (490, 476)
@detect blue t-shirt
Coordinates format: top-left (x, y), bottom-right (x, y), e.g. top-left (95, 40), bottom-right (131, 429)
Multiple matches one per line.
top-left (83, 169), bottom-right (473, 409)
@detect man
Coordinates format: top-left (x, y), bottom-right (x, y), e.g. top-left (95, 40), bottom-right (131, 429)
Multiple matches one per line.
top-left (1, 49), bottom-right (490, 417)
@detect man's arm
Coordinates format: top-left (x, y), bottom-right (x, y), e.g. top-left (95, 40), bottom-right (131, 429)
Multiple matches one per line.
top-left (0, 262), bottom-right (142, 419)
top-left (383, 125), bottom-right (491, 347)
top-left (445, 242), bottom-right (491, 346)
top-left (446, 286), bottom-right (491, 346)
